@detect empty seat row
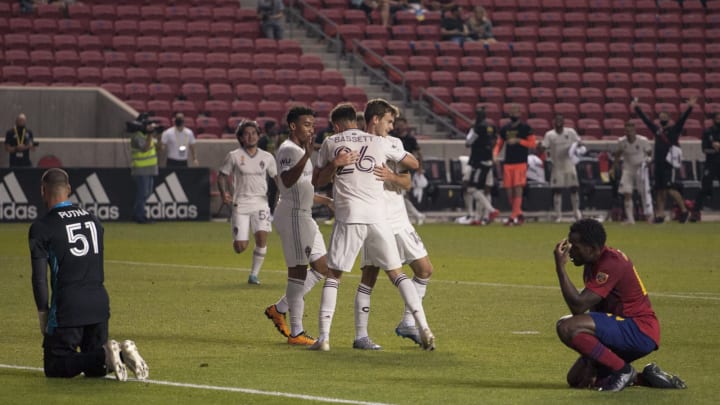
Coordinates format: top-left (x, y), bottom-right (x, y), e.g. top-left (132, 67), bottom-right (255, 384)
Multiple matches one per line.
top-left (0, 2), bottom-right (247, 20)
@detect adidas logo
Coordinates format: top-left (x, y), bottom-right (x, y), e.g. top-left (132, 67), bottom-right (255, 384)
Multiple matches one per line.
top-left (69, 173), bottom-right (120, 220)
top-left (0, 172), bottom-right (38, 220)
top-left (145, 172), bottom-right (198, 219)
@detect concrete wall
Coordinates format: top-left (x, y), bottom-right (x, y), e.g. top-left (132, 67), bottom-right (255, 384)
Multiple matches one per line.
top-left (5, 138), bottom-right (704, 170)
top-left (0, 86), bottom-right (137, 167)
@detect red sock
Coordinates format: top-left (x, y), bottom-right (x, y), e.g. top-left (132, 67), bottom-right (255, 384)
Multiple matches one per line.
top-left (511, 196), bottom-right (522, 218)
top-left (570, 333), bottom-right (625, 372)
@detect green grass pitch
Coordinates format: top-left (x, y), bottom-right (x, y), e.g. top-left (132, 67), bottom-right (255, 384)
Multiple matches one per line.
top-left (1, 220), bottom-right (719, 404)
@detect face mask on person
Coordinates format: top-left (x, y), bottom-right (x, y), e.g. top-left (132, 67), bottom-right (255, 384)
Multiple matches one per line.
top-left (510, 116), bottom-right (519, 123)
top-left (659, 120), bottom-right (669, 127)
top-left (16, 124), bottom-right (25, 130)
top-left (175, 118), bottom-right (184, 127)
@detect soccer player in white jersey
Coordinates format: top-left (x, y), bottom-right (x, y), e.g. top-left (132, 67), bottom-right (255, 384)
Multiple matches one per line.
top-left (309, 103), bottom-right (435, 351)
top-left (349, 99), bottom-right (435, 350)
top-left (217, 121), bottom-right (278, 285)
top-left (610, 121), bottom-right (654, 224)
top-left (263, 106), bottom-right (333, 345)
top-left (538, 114), bottom-right (583, 222)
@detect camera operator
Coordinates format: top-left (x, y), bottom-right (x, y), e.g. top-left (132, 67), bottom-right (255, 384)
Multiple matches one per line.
top-left (161, 112), bottom-right (198, 167)
top-left (128, 114), bottom-right (161, 224)
top-left (4, 113), bottom-right (38, 167)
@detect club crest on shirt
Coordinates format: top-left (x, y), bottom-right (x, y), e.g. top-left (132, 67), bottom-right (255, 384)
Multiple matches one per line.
top-left (487, 126), bottom-right (494, 134)
top-left (233, 226), bottom-right (238, 236)
top-left (260, 161), bottom-right (265, 169)
top-left (596, 272), bottom-right (609, 284)
top-left (305, 246), bottom-right (311, 258)
top-left (240, 156), bottom-right (245, 165)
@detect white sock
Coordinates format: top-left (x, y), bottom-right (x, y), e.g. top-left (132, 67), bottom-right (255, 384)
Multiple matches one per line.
top-left (274, 296), bottom-right (289, 313)
top-left (624, 198), bottom-right (635, 223)
top-left (303, 268), bottom-right (324, 295)
top-left (250, 246), bottom-right (267, 277)
top-left (401, 276), bottom-right (429, 327)
top-left (286, 277), bottom-right (306, 337)
top-left (394, 274), bottom-right (428, 331)
top-left (465, 187), bottom-right (476, 218)
top-left (474, 190), bottom-right (493, 213)
top-left (553, 193), bottom-right (562, 218)
top-left (354, 283), bottom-right (372, 340)
top-left (318, 278), bottom-right (339, 341)
top-left (570, 192), bottom-right (581, 218)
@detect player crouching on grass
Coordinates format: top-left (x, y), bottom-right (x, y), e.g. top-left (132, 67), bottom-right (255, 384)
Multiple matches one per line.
top-left (553, 218), bottom-right (686, 392)
top-left (29, 168), bottom-right (148, 381)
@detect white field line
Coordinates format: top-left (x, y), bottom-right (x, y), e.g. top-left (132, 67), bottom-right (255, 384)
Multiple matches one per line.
top-left (0, 364), bottom-right (393, 405)
top-left (105, 259), bottom-right (720, 302)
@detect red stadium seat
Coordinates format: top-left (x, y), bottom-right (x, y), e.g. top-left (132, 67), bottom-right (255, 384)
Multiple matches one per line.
top-left (505, 87), bottom-right (531, 105)
top-left (257, 100), bottom-right (285, 122)
top-left (52, 66), bottom-right (77, 84)
top-left (530, 87), bottom-right (556, 104)
top-left (126, 67), bottom-right (151, 85)
top-left (148, 83), bottom-right (174, 102)
top-left (581, 72), bottom-right (606, 92)
top-left (457, 71), bottom-right (481, 88)
top-left (172, 100), bottom-right (199, 118)
top-left (536, 57), bottom-right (560, 75)
top-left (553, 103), bottom-right (579, 122)
top-left (480, 87), bottom-right (504, 105)
top-left (605, 88), bottom-right (629, 104)
top-left (231, 100), bottom-right (258, 119)
top-left (76, 67), bottom-right (101, 85)
top-left (604, 102), bottom-right (629, 120)
top-left (100, 83), bottom-right (124, 99)
top-left (125, 83), bottom-right (149, 102)
top-left (656, 73), bottom-right (680, 91)
top-left (579, 103), bottom-right (604, 121)
top-left (27, 66), bottom-right (52, 85)
top-left (631, 72), bottom-right (655, 91)
top-left (452, 86), bottom-right (478, 104)
top-left (508, 72), bottom-right (531, 89)
top-left (556, 87), bottom-right (580, 104)
top-left (532, 72), bottom-right (557, 88)
top-left (209, 83), bottom-right (234, 103)
top-left (579, 88), bottom-right (604, 104)
top-left (2, 66), bottom-right (26, 84)
top-left (557, 72), bottom-right (581, 89)
top-left (136, 36), bottom-right (161, 53)
top-left (482, 72), bottom-right (507, 91)
top-left (29, 50), bottom-right (53, 67)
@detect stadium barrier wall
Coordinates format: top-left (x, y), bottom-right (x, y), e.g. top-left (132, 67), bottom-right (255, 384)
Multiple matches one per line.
top-left (0, 168), bottom-right (210, 223)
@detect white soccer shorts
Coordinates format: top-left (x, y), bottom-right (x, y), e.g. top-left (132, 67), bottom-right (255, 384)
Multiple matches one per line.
top-left (231, 206), bottom-right (272, 241)
top-left (550, 167), bottom-right (579, 188)
top-left (361, 225), bottom-right (428, 267)
top-left (275, 214), bottom-right (327, 267)
top-left (327, 221), bottom-right (402, 272)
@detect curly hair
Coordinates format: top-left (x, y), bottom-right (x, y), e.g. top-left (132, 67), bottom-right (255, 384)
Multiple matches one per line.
top-left (286, 105), bottom-right (314, 126)
top-left (569, 218), bottom-right (607, 248)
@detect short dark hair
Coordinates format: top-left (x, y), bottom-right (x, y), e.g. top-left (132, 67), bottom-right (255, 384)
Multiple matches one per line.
top-left (41, 168), bottom-right (69, 193)
top-left (364, 98), bottom-right (399, 125)
top-left (569, 218), bottom-right (607, 248)
top-left (330, 103), bottom-right (357, 126)
top-left (286, 105), bottom-right (315, 126)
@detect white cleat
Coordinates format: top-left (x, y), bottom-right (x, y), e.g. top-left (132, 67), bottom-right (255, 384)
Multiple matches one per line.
top-left (308, 339), bottom-right (330, 352)
top-left (419, 328), bottom-right (436, 351)
top-left (106, 339), bottom-right (128, 382)
top-left (121, 340), bottom-right (149, 380)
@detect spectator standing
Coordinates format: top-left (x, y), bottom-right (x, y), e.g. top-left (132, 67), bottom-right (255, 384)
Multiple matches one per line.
top-left (691, 112), bottom-right (720, 221)
top-left (464, 107), bottom-right (499, 225)
top-left (631, 97), bottom-right (695, 223)
top-left (258, 0), bottom-right (285, 39)
top-left (161, 113), bottom-right (198, 168)
top-left (5, 113), bottom-right (37, 168)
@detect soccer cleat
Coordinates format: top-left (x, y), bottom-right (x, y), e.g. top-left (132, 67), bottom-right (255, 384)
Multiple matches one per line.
top-left (487, 209), bottom-right (500, 224)
top-left (308, 339), bottom-right (330, 351)
top-left (419, 328), bottom-right (436, 351)
top-left (417, 213), bottom-right (426, 226)
top-left (106, 339), bottom-right (128, 382)
top-left (288, 331), bottom-right (317, 346)
top-left (653, 216), bottom-right (665, 224)
top-left (121, 340), bottom-right (149, 380)
top-left (470, 219), bottom-right (486, 226)
top-left (641, 363), bottom-right (687, 389)
top-left (503, 217), bottom-right (516, 226)
top-left (248, 275), bottom-right (260, 285)
top-left (598, 365), bottom-right (636, 392)
top-left (352, 336), bottom-right (382, 350)
top-left (264, 305), bottom-right (290, 337)
top-left (678, 211), bottom-right (690, 224)
top-left (395, 325), bottom-right (422, 346)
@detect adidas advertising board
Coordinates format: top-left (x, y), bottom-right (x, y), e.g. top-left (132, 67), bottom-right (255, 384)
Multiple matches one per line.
top-left (0, 168), bottom-right (209, 222)
top-left (0, 172), bottom-right (38, 220)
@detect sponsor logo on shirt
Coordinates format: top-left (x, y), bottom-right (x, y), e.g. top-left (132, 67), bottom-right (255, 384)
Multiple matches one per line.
top-left (145, 172), bottom-right (198, 219)
top-left (0, 172), bottom-right (38, 220)
top-left (69, 173), bottom-right (120, 220)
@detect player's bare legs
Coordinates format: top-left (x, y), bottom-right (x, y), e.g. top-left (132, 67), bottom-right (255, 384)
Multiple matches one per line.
top-left (386, 268), bottom-right (435, 350)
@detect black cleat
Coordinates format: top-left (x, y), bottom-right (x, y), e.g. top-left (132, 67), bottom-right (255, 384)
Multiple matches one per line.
top-left (678, 211), bottom-right (690, 224)
top-left (598, 365), bottom-right (636, 392)
top-left (642, 363), bottom-right (688, 389)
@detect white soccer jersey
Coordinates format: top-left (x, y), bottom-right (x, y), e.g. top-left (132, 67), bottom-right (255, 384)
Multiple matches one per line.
top-left (316, 129), bottom-right (409, 224)
top-left (382, 136), bottom-right (413, 231)
top-left (617, 135), bottom-right (652, 168)
top-left (219, 147), bottom-right (277, 213)
top-left (161, 127), bottom-right (196, 161)
top-left (275, 139), bottom-right (314, 216)
top-left (542, 128), bottom-right (580, 172)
